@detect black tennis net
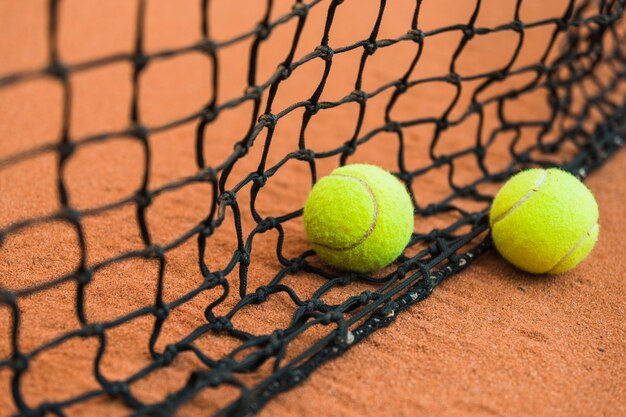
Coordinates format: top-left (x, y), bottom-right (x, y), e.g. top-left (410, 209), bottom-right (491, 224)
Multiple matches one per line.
top-left (0, 0), bottom-right (625, 416)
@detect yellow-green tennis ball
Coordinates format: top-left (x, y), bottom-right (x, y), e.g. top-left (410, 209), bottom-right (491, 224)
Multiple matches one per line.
top-left (489, 168), bottom-right (599, 274)
top-left (303, 164), bottom-right (414, 273)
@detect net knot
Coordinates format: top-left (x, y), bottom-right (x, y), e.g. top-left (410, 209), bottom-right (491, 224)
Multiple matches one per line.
top-left (351, 89), bottom-right (367, 103)
top-left (217, 357), bottom-right (236, 370)
top-left (422, 203), bottom-right (438, 216)
top-left (428, 238), bottom-right (448, 257)
top-left (58, 141), bottom-right (75, 159)
top-left (253, 173), bottom-right (268, 187)
top-left (201, 223), bottom-right (215, 238)
top-left (511, 20), bottom-right (524, 32)
top-left (556, 19), bottom-right (569, 31)
top-left (202, 108), bottom-right (218, 123)
top-left (129, 123), bottom-right (149, 140)
top-left (0, 290), bottom-right (15, 304)
top-left (239, 250), bottom-right (251, 266)
top-left (396, 264), bottom-right (410, 277)
top-left (428, 228), bottom-right (442, 239)
top-left (358, 291), bottom-right (374, 305)
top-left (133, 53), bottom-right (149, 71)
top-left (254, 286), bottom-right (270, 303)
top-left (458, 186), bottom-right (474, 197)
top-left (162, 344), bottom-right (177, 365)
top-left (218, 191), bottom-right (237, 206)
top-left (448, 252), bottom-right (461, 264)
top-left (398, 171), bottom-right (412, 184)
top-left (258, 217), bottom-right (278, 232)
top-left (292, 2), bottom-right (309, 16)
top-left (82, 323), bottom-right (104, 337)
top-left (258, 113), bottom-right (277, 128)
top-left (462, 26), bottom-right (476, 39)
top-left (198, 166), bottom-right (217, 181)
top-left (207, 271), bottom-right (225, 286)
top-left (192, 369), bottom-right (230, 388)
top-left (268, 330), bottom-right (284, 350)
top-left (155, 306), bottom-right (170, 320)
top-left (436, 118), bottom-right (450, 130)
top-left (492, 70), bottom-right (506, 82)
top-left (109, 381), bottom-right (129, 396)
top-left (146, 245), bottom-right (164, 259)
top-left (505, 88), bottom-right (521, 100)
top-left (395, 80), bottom-right (408, 93)
top-left (287, 257), bottom-right (305, 273)
top-left (364, 41), bottom-right (378, 55)
top-left (294, 149), bottom-right (314, 161)
top-left (245, 86), bottom-right (263, 100)
top-left (446, 72), bottom-right (461, 85)
top-left (470, 145), bottom-right (484, 158)
top-left (60, 207), bottom-right (80, 222)
top-left (37, 402), bottom-right (61, 416)
top-left (11, 353), bottom-right (28, 372)
top-left (315, 45), bottom-right (334, 62)
top-left (212, 316), bottom-right (233, 331)
top-left (407, 29), bottom-right (425, 43)
top-left (48, 62), bottom-right (69, 78)
top-left (287, 261), bottom-right (301, 274)
top-left (470, 213), bottom-right (485, 224)
top-left (277, 64), bottom-right (292, 80)
top-left (198, 39), bottom-right (217, 55)
top-left (321, 311), bottom-right (343, 325)
top-left (306, 102), bottom-right (321, 115)
top-left (385, 121), bottom-right (401, 133)
top-left (234, 142), bottom-right (249, 158)
top-left (256, 23), bottom-right (270, 41)
top-left (469, 102), bottom-right (483, 114)
top-left (305, 299), bottom-right (324, 312)
top-left (534, 63), bottom-right (548, 74)
top-left (343, 142), bottom-right (356, 156)
top-left (76, 269), bottom-right (92, 285)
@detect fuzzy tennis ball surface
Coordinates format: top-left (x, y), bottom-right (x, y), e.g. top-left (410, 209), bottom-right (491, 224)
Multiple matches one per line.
top-left (303, 164), bottom-right (414, 273)
top-left (489, 168), bottom-right (599, 274)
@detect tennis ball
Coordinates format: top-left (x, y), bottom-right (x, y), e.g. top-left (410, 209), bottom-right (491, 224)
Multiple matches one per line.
top-left (303, 164), bottom-right (414, 272)
top-left (489, 168), bottom-right (599, 274)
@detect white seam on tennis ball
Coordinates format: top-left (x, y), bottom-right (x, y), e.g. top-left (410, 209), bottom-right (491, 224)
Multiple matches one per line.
top-left (491, 169), bottom-right (549, 227)
top-left (545, 222), bottom-right (598, 274)
top-left (310, 174), bottom-right (379, 252)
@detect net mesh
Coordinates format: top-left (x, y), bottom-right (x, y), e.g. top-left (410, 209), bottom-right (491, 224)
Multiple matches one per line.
top-left (1, 0), bottom-right (625, 416)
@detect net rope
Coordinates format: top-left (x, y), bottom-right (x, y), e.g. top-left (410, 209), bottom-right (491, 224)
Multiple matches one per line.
top-left (1, 0), bottom-right (625, 416)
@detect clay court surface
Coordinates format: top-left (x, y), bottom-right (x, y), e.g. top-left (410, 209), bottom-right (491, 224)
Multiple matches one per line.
top-left (0, 0), bottom-right (624, 416)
